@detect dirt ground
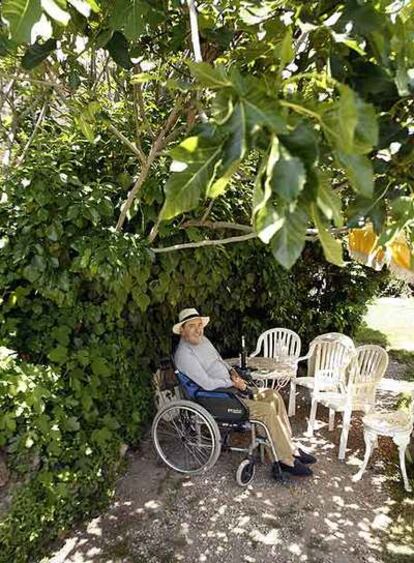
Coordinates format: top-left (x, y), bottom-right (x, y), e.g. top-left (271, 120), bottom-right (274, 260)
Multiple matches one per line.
top-left (47, 360), bottom-right (414, 563)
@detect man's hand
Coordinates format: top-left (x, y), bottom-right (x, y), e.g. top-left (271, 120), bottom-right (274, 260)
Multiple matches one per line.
top-left (230, 368), bottom-right (247, 391)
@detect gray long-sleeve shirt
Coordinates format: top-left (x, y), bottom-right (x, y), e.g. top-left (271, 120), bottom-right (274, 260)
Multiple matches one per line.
top-left (174, 336), bottom-right (232, 390)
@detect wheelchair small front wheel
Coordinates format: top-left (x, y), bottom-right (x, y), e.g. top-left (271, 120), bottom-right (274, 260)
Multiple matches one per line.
top-left (152, 400), bottom-right (221, 475)
top-left (236, 458), bottom-right (256, 487)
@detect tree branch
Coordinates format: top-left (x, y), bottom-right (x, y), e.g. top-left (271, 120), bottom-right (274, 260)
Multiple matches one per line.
top-left (133, 66), bottom-right (155, 139)
top-left (201, 199), bottom-right (214, 222)
top-left (151, 232), bottom-right (258, 253)
top-left (186, 0), bottom-right (208, 123)
top-left (115, 101), bottom-right (183, 231)
top-left (156, 101), bottom-right (183, 144)
top-left (181, 220), bottom-right (254, 232)
top-left (187, 0), bottom-right (203, 62)
top-left (106, 122), bottom-right (146, 164)
top-left (2, 95), bottom-right (44, 171)
top-left (0, 77), bottom-right (16, 114)
top-left (115, 157), bottom-right (153, 231)
top-left (6, 74), bottom-right (63, 90)
top-left (150, 225), bottom-right (352, 254)
top-left (14, 99), bottom-right (48, 168)
top-left (162, 105), bottom-right (197, 147)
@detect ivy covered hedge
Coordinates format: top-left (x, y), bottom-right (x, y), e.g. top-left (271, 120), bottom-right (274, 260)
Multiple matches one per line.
top-left (0, 130), bottom-right (388, 562)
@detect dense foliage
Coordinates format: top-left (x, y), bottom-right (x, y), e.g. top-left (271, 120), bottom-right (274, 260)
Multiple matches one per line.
top-left (1, 0), bottom-right (413, 267)
top-left (0, 0), bottom-right (409, 560)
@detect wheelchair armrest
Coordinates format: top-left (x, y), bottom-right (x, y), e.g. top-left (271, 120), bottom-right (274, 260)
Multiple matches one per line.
top-left (194, 387), bottom-right (250, 422)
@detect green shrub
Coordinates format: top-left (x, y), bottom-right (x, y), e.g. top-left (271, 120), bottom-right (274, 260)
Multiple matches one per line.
top-left (0, 349), bottom-right (125, 563)
top-left (0, 128), bottom-right (387, 561)
top-left (354, 323), bottom-right (390, 348)
top-left (389, 350), bottom-right (414, 382)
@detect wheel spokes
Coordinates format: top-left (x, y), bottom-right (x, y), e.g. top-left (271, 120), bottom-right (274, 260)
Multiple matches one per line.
top-left (155, 406), bottom-right (216, 472)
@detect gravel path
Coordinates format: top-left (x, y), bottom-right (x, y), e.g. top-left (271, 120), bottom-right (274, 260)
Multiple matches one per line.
top-left (48, 362), bottom-right (414, 563)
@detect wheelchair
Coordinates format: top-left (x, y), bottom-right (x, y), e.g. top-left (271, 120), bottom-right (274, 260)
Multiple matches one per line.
top-left (152, 368), bottom-right (282, 486)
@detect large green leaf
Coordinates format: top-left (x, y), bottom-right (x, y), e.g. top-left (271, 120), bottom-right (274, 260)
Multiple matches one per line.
top-left (2, 0), bottom-right (42, 43)
top-left (280, 122), bottom-right (319, 167)
top-left (0, 30), bottom-right (16, 54)
top-left (106, 31), bottom-right (133, 69)
top-left (299, 167), bottom-right (320, 205)
top-left (91, 357), bottom-right (110, 377)
top-left (279, 27), bottom-right (294, 67)
top-left (160, 136), bottom-right (223, 220)
top-left (338, 85), bottom-right (358, 154)
top-left (268, 145), bottom-right (306, 203)
top-left (325, 90), bottom-right (378, 155)
top-left (336, 152), bottom-right (374, 197)
top-left (347, 194), bottom-right (386, 233)
top-left (41, 0), bottom-right (70, 25)
top-left (354, 99), bottom-right (378, 153)
top-left (110, 0), bottom-right (148, 41)
top-left (311, 204), bottom-right (344, 267)
top-left (187, 61), bottom-right (232, 89)
top-left (378, 197), bottom-right (414, 245)
top-left (270, 206), bottom-right (308, 269)
top-left (48, 345), bottom-right (68, 364)
top-left (74, 101), bottom-right (100, 141)
top-left (243, 89), bottom-right (287, 134)
top-left (208, 101), bottom-right (248, 198)
top-left (21, 38), bottom-right (56, 69)
top-left (316, 177), bottom-right (343, 228)
top-left (253, 137), bottom-right (280, 242)
top-left (67, 0), bottom-right (98, 17)
top-left (255, 203), bottom-right (286, 245)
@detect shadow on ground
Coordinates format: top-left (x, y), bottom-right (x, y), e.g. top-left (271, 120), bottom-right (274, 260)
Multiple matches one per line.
top-left (47, 383), bottom-right (414, 563)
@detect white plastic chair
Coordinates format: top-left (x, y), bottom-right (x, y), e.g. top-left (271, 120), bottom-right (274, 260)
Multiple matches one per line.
top-left (250, 328), bottom-right (301, 360)
top-left (291, 333), bottom-right (356, 417)
top-left (308, 345), bottom-right (389, 460)
top-left (250, 328), bottom-right (301, 408)
top-left (353, 400), bottom-right (413, 492)
top-left (307, 333), bottom-right (355, 377)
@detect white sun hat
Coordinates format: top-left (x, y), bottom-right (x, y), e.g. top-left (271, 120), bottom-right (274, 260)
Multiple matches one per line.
top-left (172, 308), bottom-right (210, 335)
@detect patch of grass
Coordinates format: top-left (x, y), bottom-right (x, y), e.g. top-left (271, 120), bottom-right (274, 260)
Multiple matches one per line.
top-left (354, 323), bottom-right (389, 347)
top-left (389, 350), bottom-right (414, 380)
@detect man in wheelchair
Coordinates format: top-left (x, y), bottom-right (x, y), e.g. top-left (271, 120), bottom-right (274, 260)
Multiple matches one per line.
top-left (173, 308), bottom-right (316, 478)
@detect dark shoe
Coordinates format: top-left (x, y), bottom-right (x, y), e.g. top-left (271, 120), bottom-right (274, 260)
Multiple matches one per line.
top-left (295, 448), bottom-right (317, 465)
top-left (271, 462), bottom-right (290, 483)
top-left (279, 459), bottom-right (313, 477)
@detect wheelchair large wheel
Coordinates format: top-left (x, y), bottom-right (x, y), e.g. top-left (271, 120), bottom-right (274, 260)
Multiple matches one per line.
top-left (152, 400), bottom-right (221, 475)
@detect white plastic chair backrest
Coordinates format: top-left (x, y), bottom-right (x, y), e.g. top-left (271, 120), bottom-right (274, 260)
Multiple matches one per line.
top-left (309, 337), bottom-right (356, 390)
top-left (350, 345), bottom-right (389, 408)
top-left (251, 328), bottom-right (301, 359)
top-left (312, 332), bottom-right (355, 349)
top-left (307, 333), bottom-right (355, 378)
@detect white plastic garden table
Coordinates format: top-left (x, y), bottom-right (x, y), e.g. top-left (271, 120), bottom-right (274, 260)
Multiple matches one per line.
top-left (226, 356), bottom-right (296, 392)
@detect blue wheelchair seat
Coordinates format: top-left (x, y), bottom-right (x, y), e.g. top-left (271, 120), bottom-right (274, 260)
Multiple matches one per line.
top-left (176, 371), bottom-right (249, 423)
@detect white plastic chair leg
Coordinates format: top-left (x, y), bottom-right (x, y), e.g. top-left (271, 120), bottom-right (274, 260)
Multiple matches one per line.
top-left (338, 408), bottom-right (352, 460)
top-left (328, 409), bottom-right (335, 431)
top-left (288, 380), bottom-right (296, 417)
top-left (307, 398), bottom-right (318, 436)
top-left (394, 433), bottom-right (413, 493)
top-left (353, 429), bottom-right (376, 482)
